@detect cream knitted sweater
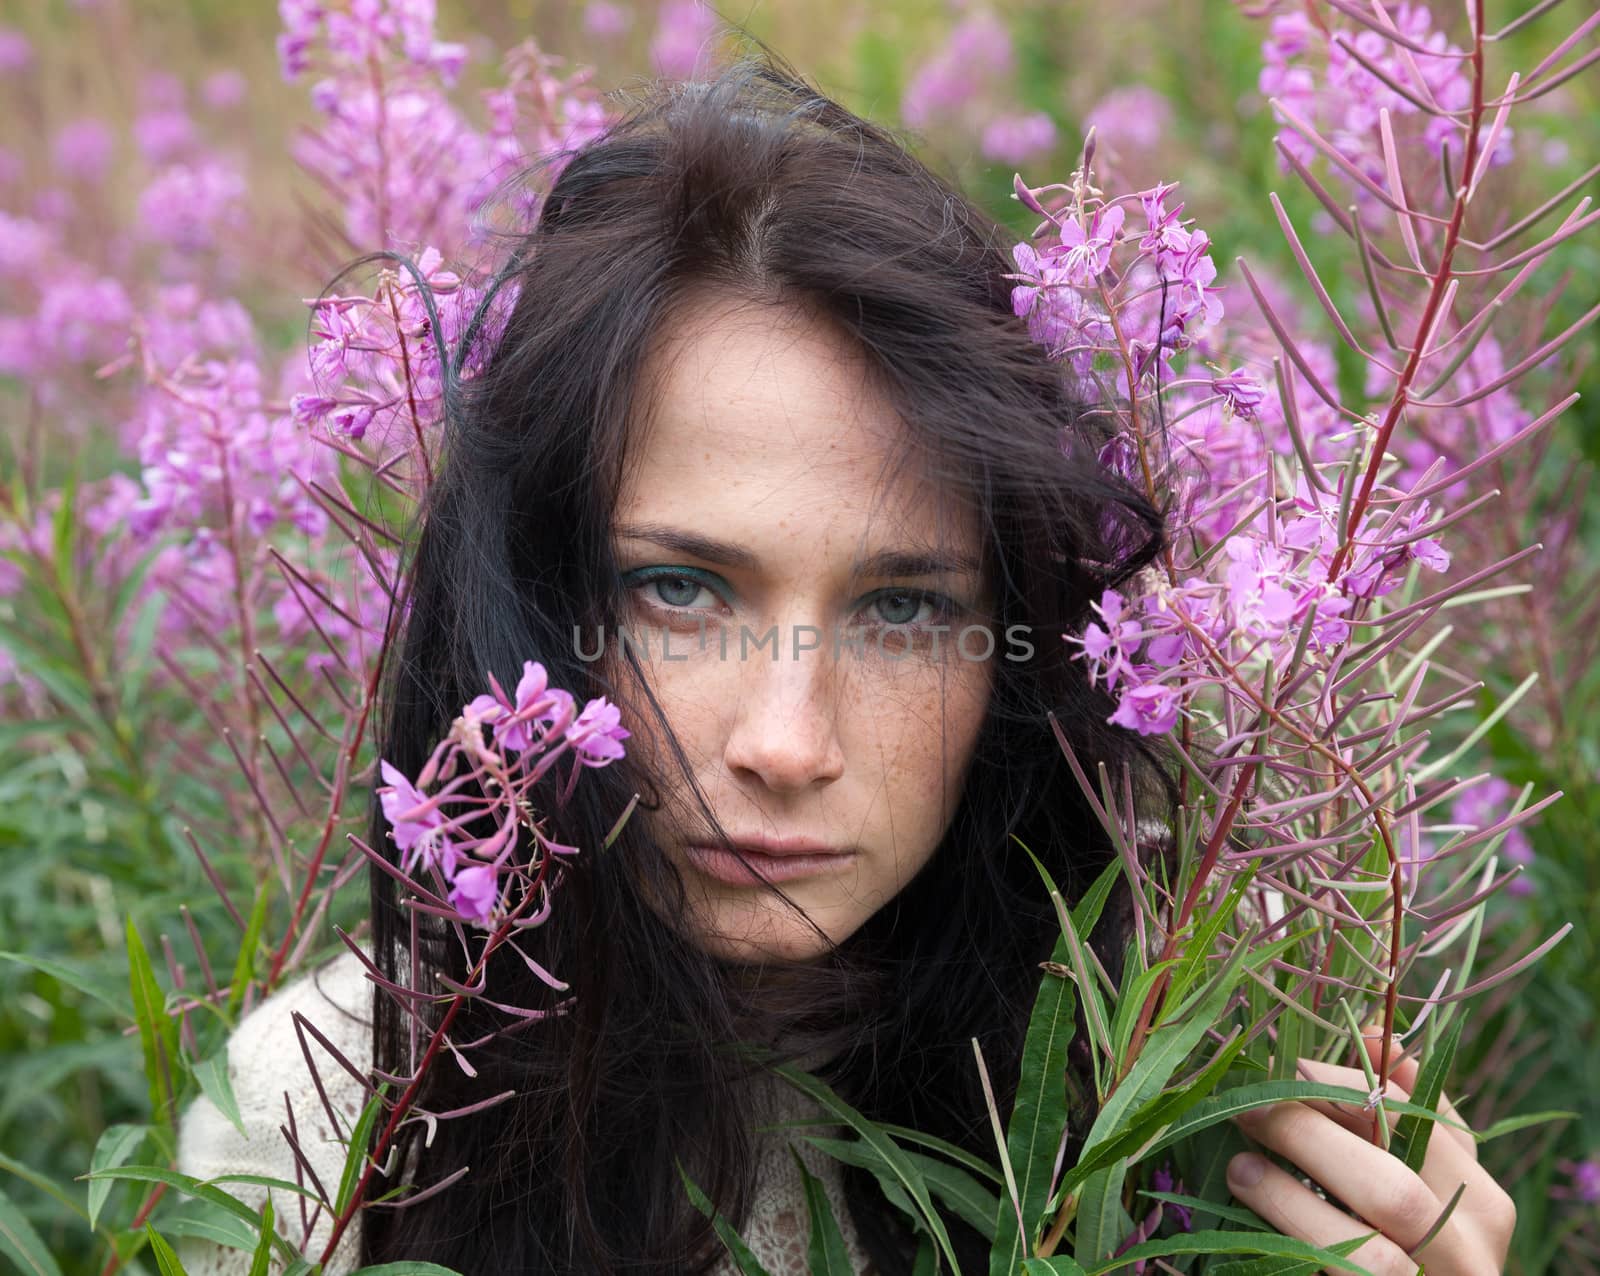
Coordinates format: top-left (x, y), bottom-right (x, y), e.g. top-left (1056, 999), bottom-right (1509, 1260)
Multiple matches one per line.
top-left (175, 947), bottom-right (877, 1275)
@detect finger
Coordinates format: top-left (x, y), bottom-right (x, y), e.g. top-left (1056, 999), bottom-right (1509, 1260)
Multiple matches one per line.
top-left (1235, 1100), bottom-right (1481, 1269)
top-left (1225, 1151), bottom-right (1418, 1276)
top-left (1297, 1059), bottom-right (1480, 1174)
top-left (1357, 1035), bottom-right (1478, 1158)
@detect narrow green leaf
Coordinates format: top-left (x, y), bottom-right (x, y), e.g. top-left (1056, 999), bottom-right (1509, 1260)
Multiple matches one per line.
top-left (1209, 1233), bottom-right (1369, 1276)
top-left (1136, 1189), bottom-right (1267, 1230)
top-left (912, 1236), bottom-right (937, 1276)
top-left (1131, 1080), bottom-right (1477, 1169)
top-left (79, 1166), bottom-right (291, 1263)
top-left (1068, 854), bottom-right (1123, 937)
top-left (677, 1161), bottom-right (775, 1276)
top-left (791, 1151), bottom-right (852, 1276)
top-left (1476, 1110), bottom-right (1576, 1141)
top-left (802, 1136), bottom-right (998, 1241)
top-left (1072, 929), bottom-right (1256, 1266)
top-left (87, 1124), bottom-right (147, 1230)
top-left (875, 1124), bottom-right (1001, 1185)
top-left (0, 1184), bottom-right (63, 1276)
top-left (154, 1199), bottom-right (260, 1253)
top-left (194, 1051), bottom-right (249, 1140)
top-left (991, 933), bottom-right (1077, 1274)
top-left (1086, 1229), bottom-right (1375, 1275)
top-left (247, 1197), bottom-right (275, 1276)
top-left (0, 950), bottom-right (126, 1015)
top-left (1022, 1258), bottom-right (1090, 1275)
top-left (772, 1064), bottom-right (960, 1273)
top-left (127, 916), bottom-right (179, 1128)
top-left (227, 883), bottom-right (272, 1020)
top-left (343, 1266), bottom-right (468, 1276)
top-left (333, 1087), bottom-right (388, 1218)
top-left (144, 1224), bottom-right (189, 1276)
top-left (1058, 1031), bottom-right (1248, 1201)
top-left (1391, 1014), bottom-right (1463, 1173)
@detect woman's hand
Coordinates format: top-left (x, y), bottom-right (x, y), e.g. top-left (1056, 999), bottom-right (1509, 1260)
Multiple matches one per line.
top-left (1225, 1031), bottom-right (1517, 1275)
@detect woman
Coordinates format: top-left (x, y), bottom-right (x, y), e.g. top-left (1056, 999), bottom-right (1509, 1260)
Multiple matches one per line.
top-left (177, 45), bottom-right (1516, 1276)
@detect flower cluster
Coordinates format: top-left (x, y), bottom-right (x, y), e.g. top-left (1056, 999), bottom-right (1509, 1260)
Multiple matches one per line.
top-left (1261, 3), bottom-right (1514, 191)
top-left (901, 8), bottom-right (1057, 166)
top-left (376, 661), bottom-right (629, 925)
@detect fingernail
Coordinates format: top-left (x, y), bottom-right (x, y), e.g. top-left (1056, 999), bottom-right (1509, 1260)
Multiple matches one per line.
top-left (1228, 1152), bottom-right (1266, 1188)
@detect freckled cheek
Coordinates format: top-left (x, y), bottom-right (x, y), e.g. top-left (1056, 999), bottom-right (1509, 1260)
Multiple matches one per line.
top-left (864, 669), bottom-right (992, 816)
top-left (600, 650), bottom-right (732, 771)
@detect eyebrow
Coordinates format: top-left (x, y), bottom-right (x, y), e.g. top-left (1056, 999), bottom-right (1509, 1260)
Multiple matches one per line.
top-left (614, 522), bottom-right (983, 579)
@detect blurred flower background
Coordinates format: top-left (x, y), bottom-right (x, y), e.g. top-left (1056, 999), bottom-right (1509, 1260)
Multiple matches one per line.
top-left (0, 0), bottom-right (1596, 1272)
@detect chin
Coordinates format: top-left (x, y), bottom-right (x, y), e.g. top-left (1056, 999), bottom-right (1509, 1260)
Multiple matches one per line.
top-left (690, 904), bottom-right (858, 966)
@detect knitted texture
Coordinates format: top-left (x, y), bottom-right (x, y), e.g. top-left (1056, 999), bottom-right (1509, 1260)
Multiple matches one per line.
top-left (175, 948), bottom-right (876, 1274)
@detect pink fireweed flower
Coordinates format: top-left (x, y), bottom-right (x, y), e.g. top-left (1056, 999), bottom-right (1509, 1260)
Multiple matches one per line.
top-left (1212, 368), bottom-right (1266, 421)
top-left (650, 0), bottom-right (719, 80)
top-left (467, 660), bottom-right (578, 754)
top-left (378, 758), bottom-right (457, 876)
top-left (1055, 203), bottom-right (1126, 288)
top-left (448, 863), bottom-right (501, 925)
top-left (566, 696), bottom-right (631, 767)
top-left (1109, 682), bottom-right (1183, 736)
top-left (1069, 588), bottom-right (1146, 693)
top-left (980, 111), bottom-right (1057, 166)
top-left (52, 119), bottom-right (115, 184)
top-left (583, 1), bottom-right (631, 37)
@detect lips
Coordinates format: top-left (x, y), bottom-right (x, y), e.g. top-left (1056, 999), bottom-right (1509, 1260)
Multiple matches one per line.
top-left (681, 836), bottom-right (857, 886)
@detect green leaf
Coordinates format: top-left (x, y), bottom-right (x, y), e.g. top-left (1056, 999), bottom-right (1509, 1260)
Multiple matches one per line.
top-left (194, 1050), bottom-right (248, 1140)
top-left (1476, 1110), bottom-right (1577, 1141)
top-left (772, 1064), bottom-right (961, 1273)
top-left (79, 1166), bottom-right (291, 1263)
top-left (1208, 1234), bottom-right (1370, 1276)
top-left (0, 949), bottom-right (127, 1015)
top-left (791, 1151), bottom-right (852, 1276)
top-left (1023, 1259), bottom-right (1090, 1274)
top-left (333, 1087), bottom-right (388, 1218)
top-left (677, 1161), bottom-right (775, 1276)
top-left (802, 1136), bottom-right (998, 1240)
top-left (1391, 1014), bottom-right (1463, 1174)
top-left (0, 1183), bottom-right (63, 1276)
top-left (144, 1224), bottom-right (189, 1276)
top-left (247, 1197), bottom-right (275, 1276)
top-left (1127, 1079), bottom-right (1478, 1171)
top-left (1067, 854), bottom-right (1123, 938)
top-left (1136, 1189), bottom-right (1267, 1230)
top-left (344, 1267), bottom-right (468, 1276)
top-left (912, 1236), bottom-right (937, 1276)
top-left (1161, 867), bottom-right (1257, 1012)
top-left (991, 933), bottom-right (1078, 1274)
top-left (87, 1123), bottom-right (148, 1230)
top-left (875, 1124), bottom-right (1001, 1186)
top-left (1071, 929), bottom-right (1257, 1266)
top-left (227, 882), bottom-right (272, 1021)
top-left (1085, 1229), bottom-right (1376, 1275)
top-left (155, 1199), bottom-right (261, 1253)
top-left (1058, 1031), bottom-right (1248, 1202)
top-left (127, 916), bottom-right (179, 1128)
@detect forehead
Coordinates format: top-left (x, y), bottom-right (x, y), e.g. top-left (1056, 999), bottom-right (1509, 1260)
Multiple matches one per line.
top-left (616, 292), bottom-right (978, 560)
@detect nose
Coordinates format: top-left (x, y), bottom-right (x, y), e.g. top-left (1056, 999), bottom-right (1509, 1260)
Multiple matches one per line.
top-left (721, 632), bottom-right (846, 795)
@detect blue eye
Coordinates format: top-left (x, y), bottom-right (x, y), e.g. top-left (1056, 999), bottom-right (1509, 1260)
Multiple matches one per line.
top-left (870, 589), bottom-right (933, 627)
top-left (621, 566), bottom-right (725, 614)
top-left (858, 588), bottom-right (960, 634)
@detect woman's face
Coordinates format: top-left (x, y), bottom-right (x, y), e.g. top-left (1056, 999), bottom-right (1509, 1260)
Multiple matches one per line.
top-left (605, 292), bottom-right (995, 964)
